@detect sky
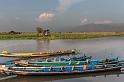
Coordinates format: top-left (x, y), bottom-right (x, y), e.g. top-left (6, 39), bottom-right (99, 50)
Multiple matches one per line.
top-left (0, 0), bottom-right (124, 32)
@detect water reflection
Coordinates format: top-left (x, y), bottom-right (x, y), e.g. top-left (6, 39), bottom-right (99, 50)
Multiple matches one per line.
top-left (36, 40), bottom-right (50, 52)
top-left (1, 71), bottom-right (124, 82)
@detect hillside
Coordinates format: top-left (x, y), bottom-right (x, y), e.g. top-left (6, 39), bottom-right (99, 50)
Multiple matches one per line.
top-left (65, 23), bottom-right (124, 32)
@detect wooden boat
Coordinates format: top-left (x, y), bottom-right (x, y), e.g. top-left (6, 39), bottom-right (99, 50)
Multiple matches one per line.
top-left (1, 57), bottom-right (123, 76)
top-left (10, 58), bottom-right (122, 76)
top-left (9, 60), bottom-right (97, 75)
top-left (14, 56), bottom-right (124, 68)
top-left (0, 62), bottom-right (14, 65)
top-left (15, 60), bottom-right (98, 67)
top-left (0, 49), bottom-right (78, 57)
top-left (99, 57), bottom-right (119, 64)
top-left (9, 64), bottom-right (121, 76)
top-left (14, 67), bottom-right (121, 76)
top-left (97, 57), bottom-right (124, 67)
top-left (0, 64), bottom-right (17, 80)
top-left (14, 55), bottom-right (96, 67)
top-left (0, 62), bottom-right (15, 67)
top-left (63, 55), bottom-right (92, 61)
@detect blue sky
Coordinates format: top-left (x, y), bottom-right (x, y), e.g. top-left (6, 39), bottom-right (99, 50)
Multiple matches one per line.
top-left (0, 0), bottom-right (124, 32)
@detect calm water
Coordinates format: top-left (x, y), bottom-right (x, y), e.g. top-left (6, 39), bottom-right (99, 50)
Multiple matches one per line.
top-left (1, 37), bottom-right (124, 82)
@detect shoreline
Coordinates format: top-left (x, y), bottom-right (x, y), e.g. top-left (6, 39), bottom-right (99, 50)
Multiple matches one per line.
top-left (0, 32), bottom-right (124, 40)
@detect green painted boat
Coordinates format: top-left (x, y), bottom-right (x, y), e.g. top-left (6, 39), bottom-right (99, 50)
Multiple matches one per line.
top-left (15, 60), bottom-right (98, 67)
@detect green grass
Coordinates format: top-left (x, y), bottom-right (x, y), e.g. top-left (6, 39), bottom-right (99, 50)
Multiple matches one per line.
top-left (0, 32), bottom-right (124, 40)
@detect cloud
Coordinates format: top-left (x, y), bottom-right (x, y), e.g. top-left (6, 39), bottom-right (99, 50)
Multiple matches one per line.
top-left (80, 18), bottom-right (89, 25)
top-left (57, 0), bottom-right (86, 13)
top-left (37, 12), bottom-right (55, 22)
top-left (81, 18), bottom-right (88, 23)
top-left (15, 17), bottom-right (20, 20)
top-left (36, 0), bottom-right (87, 22)
top-left (94, 20), bottom-right (112, 24)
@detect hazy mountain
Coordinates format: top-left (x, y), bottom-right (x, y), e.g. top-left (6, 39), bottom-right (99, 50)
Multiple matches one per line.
top-left (64, 23), bottom-right (124, 32)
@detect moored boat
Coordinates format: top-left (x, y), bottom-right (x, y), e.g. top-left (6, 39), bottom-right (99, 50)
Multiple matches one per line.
top-left (9, 60), bottom-right (97, 75)
top-left (0, 49), bottom-right (78, 57)
top-left (9, 63), bottom-right (121, 76)
top-left (13, 55), bottom-right (95, 67)
top-left (15, 60), bottom-right (98, 67)
top-left (0, 64), bottom-right (17, 80)
top-left (9, 57), bottom-right (124, 76)
top-left (13, 67), bottom-right (121, 76)
top-left (0, 55), bottom-right (123, 76)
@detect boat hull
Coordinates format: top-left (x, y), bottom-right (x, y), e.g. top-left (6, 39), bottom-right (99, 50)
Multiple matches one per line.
top-left (14, 67), bottom-right (121, 76)
top-left (0, 49), bottom-right (77, 57)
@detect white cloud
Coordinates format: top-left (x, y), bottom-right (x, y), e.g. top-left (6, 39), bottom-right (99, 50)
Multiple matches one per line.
top-left (80, 18), bottom-right (88, 25)
top-left (81, 18), bottom-right (88, 23)
top-left (94, 20), bottom-right (112, 24)
top-left (57, 0), bottom-right (86, 13)
top-left (36, 0), bottom-right (87, 22)
top-left (37, 12), bottom-right (55, 22)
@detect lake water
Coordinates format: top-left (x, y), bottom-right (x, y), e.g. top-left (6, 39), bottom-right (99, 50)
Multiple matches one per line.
top-left (1, 37), bottom-right (124, 82)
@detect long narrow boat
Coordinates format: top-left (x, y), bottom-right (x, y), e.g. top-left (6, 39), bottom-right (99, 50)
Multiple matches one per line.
top-left (15, 60), bottom-right (98, 67)
top-left (14, 56), bottom-right (124, 68)
top-left (9, 57), bottom-right (123, 76)
top-left (0, 54), bottom-right (123, 76)
top-left (8, 59), bottom-right (97, 75)
top-left (0, 49), bottom-right (78, 57)
top-left (14, 55), bottom-right (95, 67)
top-left (14, 67), bottom-right (121, 76)
top-left (9, 64), bottom-right (121, 76)
top-left (0, 58), bottom-right (123, 76)
top-left (0, 64), bottom-right (17, 80)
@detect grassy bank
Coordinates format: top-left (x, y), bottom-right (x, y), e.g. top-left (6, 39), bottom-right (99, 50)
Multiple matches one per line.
top-left (0, 32), bottom-right (124, 40)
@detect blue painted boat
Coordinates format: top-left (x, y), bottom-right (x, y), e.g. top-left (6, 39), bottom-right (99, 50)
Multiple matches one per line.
top-left (0, 56), bottom-right (123, 76)
top-left (9, 60), bottom-right (98, 75)
top-left (9, 62), bottom-right (121, 75)
top-left (14, 55), bottom-right (94, 67)
top-left (0, 62), bottom-right (14, 65)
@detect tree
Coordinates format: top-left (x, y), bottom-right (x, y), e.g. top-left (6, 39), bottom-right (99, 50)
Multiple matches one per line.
top-left (36, 27), bottom-right (43, 37)
top-left (9, 31), bottom-right (16, 34)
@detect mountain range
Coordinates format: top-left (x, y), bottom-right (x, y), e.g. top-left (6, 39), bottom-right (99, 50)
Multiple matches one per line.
top-left (64, 23), bottom-right (124, 32)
